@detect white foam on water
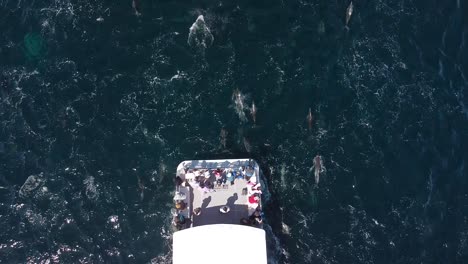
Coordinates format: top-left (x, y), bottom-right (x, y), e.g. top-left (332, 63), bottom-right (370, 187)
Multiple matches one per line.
top-left (19, 174), bottom-right (44, 198)
top-left (281, 221), bottom-right (291, 235)
top-left (169, 71), bottom-right (187, 82)
top-left (107, 215), bottom-right (120, 231)
top-left (262, 223), bottom-right (284, 264)
top-left (187, 15), bottom-right (214, 50)
top-left (83, 176), bottom-right (98, 200)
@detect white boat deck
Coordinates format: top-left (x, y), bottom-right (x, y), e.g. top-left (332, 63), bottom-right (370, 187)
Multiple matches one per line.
top-left (175, 159), bottom-right (261, 228)
top-left (173, 224), bottom-right (267, 264)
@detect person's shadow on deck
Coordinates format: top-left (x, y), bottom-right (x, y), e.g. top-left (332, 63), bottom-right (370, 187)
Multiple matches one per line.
top-left (201, 196), bottom-right (212, 209)
top-left (226, 193), bottom-right (238, 208)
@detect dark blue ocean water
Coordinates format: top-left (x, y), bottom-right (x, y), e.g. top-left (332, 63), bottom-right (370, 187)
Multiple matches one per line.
top-left (1, 0), bottom-right (468, 263)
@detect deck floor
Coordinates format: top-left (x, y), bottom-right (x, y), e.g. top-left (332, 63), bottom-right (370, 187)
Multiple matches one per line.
top-left (191, 178), bottom-right (249, 226)
top-left (176, 159), bottom-right (260, 228)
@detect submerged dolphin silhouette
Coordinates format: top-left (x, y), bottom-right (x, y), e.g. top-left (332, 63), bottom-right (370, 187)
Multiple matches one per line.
top-left (307, 108), bottom-right (313, 130)
top-left (219, 128), bottom-right (227, 149)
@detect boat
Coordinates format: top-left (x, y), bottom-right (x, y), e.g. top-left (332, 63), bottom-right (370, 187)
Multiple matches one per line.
top-left (172, 159), bottom-right (267, 263)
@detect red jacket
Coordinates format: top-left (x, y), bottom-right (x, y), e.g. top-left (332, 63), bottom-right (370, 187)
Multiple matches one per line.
top-left (249, 195), bottom-right (258, 204)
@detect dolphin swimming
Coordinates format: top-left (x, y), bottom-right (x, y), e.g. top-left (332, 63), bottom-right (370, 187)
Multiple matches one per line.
top-left (232, 88), bottom-right (247, 122)
top-left (233, 89), bottom-right (244, 109)
top-left (307, 108), bottom-right (313, 130)
top-left (345, 1), bottom-right (354, 30)
top-left (219, 128), bottom-right (227, 149)
top-left (312, 155), bottom-right (325, 185)
top-left (251, 101), bottom-right (257, 124)
top-left (137, 174), bottom-right (145, 201)
top-left (243, 137), bottom-right (251, 153)
top-left (132, 0), bottom-right (142, 16)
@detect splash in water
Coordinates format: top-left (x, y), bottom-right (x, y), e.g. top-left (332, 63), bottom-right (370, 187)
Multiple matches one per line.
top-left (188, 15), bottom-right (214, 50)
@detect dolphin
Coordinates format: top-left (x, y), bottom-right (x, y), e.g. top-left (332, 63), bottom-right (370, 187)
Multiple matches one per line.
top-left (311, 155), bottom-right (324, 185)
top-left (243, 137), bottom-right (252, 153)
top-left (219, 128), bottom-right (227, 149)
top-left (318, 20), bottom-right (325, 35)
top-left (307, 108), bottom-right (313, 130)
top-left (137, 175), bottom-right (145, 200)
top-left (132, 0), bottom-right (142, 16)
top-left (233, 89), bottom-right (244, 109)
top-left (232, 88), bottom-right (247, 122)
top-left (251, 101), bottom-right (257, 124)
top-left (345, 1), bottom-right (354, 30)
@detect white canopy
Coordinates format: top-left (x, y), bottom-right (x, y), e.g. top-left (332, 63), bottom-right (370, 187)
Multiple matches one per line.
top-left (173, 224), bottom-right (267, 264)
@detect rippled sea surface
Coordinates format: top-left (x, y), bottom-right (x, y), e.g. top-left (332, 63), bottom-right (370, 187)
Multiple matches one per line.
top-left (1, 0), bottom-right (467, 263)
